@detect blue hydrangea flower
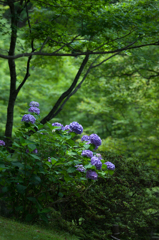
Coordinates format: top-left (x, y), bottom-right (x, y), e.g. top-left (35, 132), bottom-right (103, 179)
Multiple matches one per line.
top-left (86, 170), bottom-right (98, 180)
top-left (104, 161), bottom-right (115, 170)
top-left (89, 134), bottom-right (102, 147)
top-left (28, 107), bottom-right (40, 115)
top-left (29, 101), bottom-right (39, 107)
top-left (75, 165), bottom-right (86, 172)
top-left (69, 121), bottom-right (83, 134)
top-left (81, 150), bottom-right (93, 158)
top-left (0, 140), bottom-right (5, 146)
top-left (91, 156), bottom-right (102, 170)
top-left (52, 122), bottom-right (63, 130)
top-left (81, 135), bottom-right (90, 141)
top-left (48, 157), bottom-right (51, 162)
top-left (21, 114), bottom-right (36, 124)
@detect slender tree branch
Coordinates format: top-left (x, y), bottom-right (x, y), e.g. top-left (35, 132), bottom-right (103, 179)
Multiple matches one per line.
top-left (92, 52), bottom-right (119, 68)
top-left (53, 35), bottom-right (80, 53)
top-left (53, 56), bottom-right (98, 117)
top-left (93, 29), bottom-right (135, 51)
top-left (15, 0), bottom-right (35, 95)
top-left (0, 41), bottom-right (158, 60)
top-left (39, 37), bottom-right (65, 52)
top-left (40, 54), bottom-right (89, 124)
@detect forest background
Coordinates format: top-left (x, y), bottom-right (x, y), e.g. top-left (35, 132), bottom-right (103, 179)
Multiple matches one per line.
top-left (0, 0), bottom-right (159, 239)
top-left (0, 0), bottom-right (159, 163)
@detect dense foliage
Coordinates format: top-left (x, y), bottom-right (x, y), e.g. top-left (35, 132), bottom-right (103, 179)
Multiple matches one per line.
top-left (55, 152), bottom-right (159, 240)
top-left (0, 0), bottom-right (159, 146)
top-left (0, 103), bottom-right (114, 222)
top-left (0, 1), bottom-right (159, 239)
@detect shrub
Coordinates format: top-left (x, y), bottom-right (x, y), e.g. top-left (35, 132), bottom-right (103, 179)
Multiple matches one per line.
top-left (56, 152), bottom-right (159, 240)
top-left (0, 102), bottom-right (115, 223)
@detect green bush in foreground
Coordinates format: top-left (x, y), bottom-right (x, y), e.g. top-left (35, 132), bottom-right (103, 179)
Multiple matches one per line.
top-left (56, 153), bottom-right (159, 240)
top-left (0, 102), bottom-right (114, 223)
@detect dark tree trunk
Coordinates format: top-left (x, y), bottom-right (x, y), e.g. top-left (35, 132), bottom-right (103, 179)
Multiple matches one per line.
top-left (5, 0), bottom-right (20, 147)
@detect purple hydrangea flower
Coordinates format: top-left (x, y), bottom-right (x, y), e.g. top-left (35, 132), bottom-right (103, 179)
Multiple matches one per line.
top-left (86, 170), bottom-right (98, 180)
top-left (91, 156), bottom-right (102, 170)
top-left (89, 134), bottom-right (102, 147)
top-left (63, 125), bottom-right (71, 131)
top-left (104, 161), bottom-right (115, 170)
top-left (28, 107), bottom-right (40, 115)
top-left (48, 157), bottom-right (51, 162)
top-left (81, 135), bottom-right (90, 141)
top-left (52, 122), bottom-right (63, 130)
top-left (29, 101), bottom-right (39, 107)
top-left (81, 150), bottom-right (93, 158)
top-left (0, 140), bottom-right (5, 146)
top-left (32, 149), bottom-right (38, 154)
top-left (69, 122), bottom-right (83, 134)
top-left (21, 114), bottom-right (36, 124)
top-left (75, 164), bottom-right (86, 172)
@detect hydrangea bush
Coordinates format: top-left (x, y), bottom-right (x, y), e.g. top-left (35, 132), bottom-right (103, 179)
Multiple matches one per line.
top-left (0, 101), bottom-right (115, 223)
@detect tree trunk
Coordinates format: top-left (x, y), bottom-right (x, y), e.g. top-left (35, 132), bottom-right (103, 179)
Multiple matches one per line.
top-left (4, 0), bottom-right (18, 147)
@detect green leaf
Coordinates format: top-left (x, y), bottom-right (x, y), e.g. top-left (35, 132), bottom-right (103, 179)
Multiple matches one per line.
top-left (27, 197), bottom-right (37, 203)
top-left (28, 144), bottom-right (37, 150)
top-left (0, 164), bottom-right (6, 171)
top-left (108, 170), bottom-right (115, 175)
top-left (2, 186), bottom-right (8, 193)
top-left (16, 184), bottom-right (27, 194)
top-left (30, 154), bottom-right (40, 160)
top-left (11, 162), bottom-right (24, 168)
top-left (67, 167), bottom-right (76, 173)
top-left (84, 163), bottom-right (92, 169)
top-left (12, 142), bottom-right (21, 148)
top-left (30, 175), bottom-right (41, 184)
top-left (40, 208), bottom-right (51, 213)
top-left (50, 157), bottom-right (58, 164)
top-left (58, 192), bottom-right (64, 197)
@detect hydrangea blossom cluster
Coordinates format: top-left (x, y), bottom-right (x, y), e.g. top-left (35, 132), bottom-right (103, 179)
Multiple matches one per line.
top-left (104, 161), bottom-right (115, 170)
top-left (51, 121), bottom-right (83, 134)
top-left (81, 133), bottom-right (102, 150)
top-left (91, 156), bottom-right (102, 170)
top-left (28, 107), bottom-right (40, 115)
top-left (86, 170), bottom-right (98, 180)
top-left (21, 101), bottom-right (40, 124)
top-left (81, 150), bottom-right (93, 158)
top-left (81, 135), bottom-right (89, 141)
top-left (29, 101), bottom-right (39, 107)
top-left (75, 164), bottom-right (86, 172)
top-left (21, 114), bottom-right (36, 124)
top-left (0, 140), bottom-right (5, 146)
top-left (63, 125), bottom-right (70, 131)
top-left (52, 122), bottom-right (64, 130)
top-left (20, 104), bottom-right (115, 181)
top-left (89, 134), bottom-right (102, 147)
top-left (69, 121), bottom-right (83, 134)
